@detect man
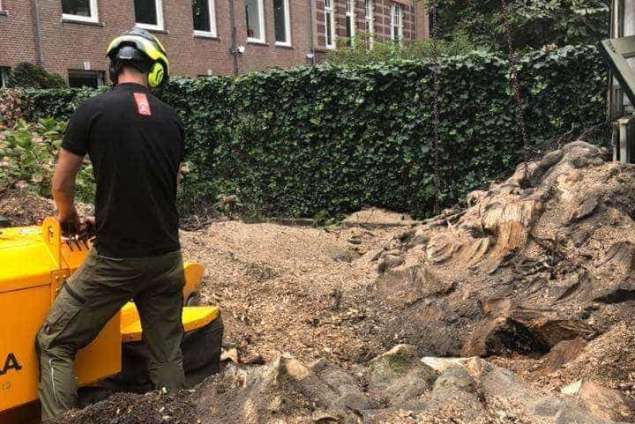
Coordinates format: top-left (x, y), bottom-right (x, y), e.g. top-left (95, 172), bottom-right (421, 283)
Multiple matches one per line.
top-left (36, 28), bottom-right (186, 421)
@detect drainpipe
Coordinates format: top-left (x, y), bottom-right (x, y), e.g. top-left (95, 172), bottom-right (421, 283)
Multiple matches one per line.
top-left (31, 0), bottom-right (44, 66)
top-left (228, 0), bottom-right (240, 75)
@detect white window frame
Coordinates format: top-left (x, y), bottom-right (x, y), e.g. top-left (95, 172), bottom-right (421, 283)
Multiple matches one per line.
top-left (68, 70), bottom-right (105, 88)
top-left (61, 0), bottom-right (100, 23)
top-left (391, 3), bottom-right (403, 44)
top-left (135, 0), bottom-right (165, 31)
top-left (364, 0), bottom-right (374, 48)
top-left (246, 0), bottom-right (266, 43)
top-left (273, 0), bottom-right (292, 47)
top-left (345, 0), bottom-right (355, 45)
top-left (193, 0), bottom-right (218, 38)
top-left (324, 0), bottom-right (336, 49)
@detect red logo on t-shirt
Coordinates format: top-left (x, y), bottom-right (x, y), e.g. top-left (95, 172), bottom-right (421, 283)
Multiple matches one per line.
top-left (133, 92), bottom-right (152, 116)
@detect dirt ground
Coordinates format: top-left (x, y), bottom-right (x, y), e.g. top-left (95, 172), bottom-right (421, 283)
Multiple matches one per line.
top-left (5, 141), bottom-right (635, 423)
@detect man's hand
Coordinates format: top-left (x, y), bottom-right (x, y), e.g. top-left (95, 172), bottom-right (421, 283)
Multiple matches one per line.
top-left (78, 216), bottom-right (96, 240)
top-left (52, 148), bottom-right (84, 236)
top-left (57, 209), bottom-right (80, 236)
top-left (58, 214), bottom-right (95, 240)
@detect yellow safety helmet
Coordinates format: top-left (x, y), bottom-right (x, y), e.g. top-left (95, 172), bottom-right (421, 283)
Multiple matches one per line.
top-left (106, 28), bottom-right (169, 88)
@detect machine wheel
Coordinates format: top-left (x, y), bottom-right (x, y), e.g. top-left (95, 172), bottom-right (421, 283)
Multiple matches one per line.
top-left (110, 316), bottom-right (224, 391)
top-left (186, 292), bottom-right (201, 306)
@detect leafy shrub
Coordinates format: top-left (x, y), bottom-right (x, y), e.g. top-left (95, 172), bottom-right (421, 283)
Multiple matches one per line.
top-left (8, 62), bottom-right (67, 89)
top-left (0, 89), bottom-right (25, 127)
top-left (0, 118), bottom-right (95, 201)
top-left (437, 0), bottom-right (609, 52)
top-left (20, 45), bottom-right (607, 218)
top-left (326, 31), bottom-right (481, 65)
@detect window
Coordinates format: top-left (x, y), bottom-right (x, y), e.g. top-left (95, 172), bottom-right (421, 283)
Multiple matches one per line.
top-left (193, 0), bottom-right (217, 37)
top-left (245, 0), bottom-right (265, 42)
top-left (391, 4), bottom-right (403, 43)
top-left (345, 0), bottom-right (355, 46)
top-left (61, 0), bottom-right (99, 23)
top-left (0, 67), bottom-right (10, 88)
top-left (273, 0), bottom-right (291, 46)
top-left (68, 70), bottom-right (104, 88)
top-left (364, 0), bottom-right (374, 48)
top-left (324, 0), bottom-right (335, 49)
top-left (135, 0), bottom-right (164, 30)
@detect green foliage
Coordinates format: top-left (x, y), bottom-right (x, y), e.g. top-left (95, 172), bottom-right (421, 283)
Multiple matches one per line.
top-left (326, 31), bottom-right (481, 65)
top-left (8, 62), bottom-right (67, 89)
top-left (437, 0), bottom-right (609, 51)
top-left (21, 45), bottom-right (606, 218)
top-left (0, 118), bottom-right (95, 201)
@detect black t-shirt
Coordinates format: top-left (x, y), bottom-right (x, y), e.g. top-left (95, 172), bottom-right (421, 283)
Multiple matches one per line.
top-left (62, 83), bottom-right (185, 258)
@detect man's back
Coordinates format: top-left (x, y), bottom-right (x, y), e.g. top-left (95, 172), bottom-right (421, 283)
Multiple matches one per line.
top-left (63, 82), bottom-right (184, 257)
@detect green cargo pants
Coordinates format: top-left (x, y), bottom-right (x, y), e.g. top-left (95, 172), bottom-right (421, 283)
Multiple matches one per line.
top-left (36, 249), bottom-right (187, 421)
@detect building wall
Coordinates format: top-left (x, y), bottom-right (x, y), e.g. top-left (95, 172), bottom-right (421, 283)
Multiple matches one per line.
top-left (35, 0), bottom-right (235, 79)
top-left (234, 0), bottom-right (314, 73)
top-left (314, 0), bottom-right (420, 51)
top-left (0, 0), bottom-right (426, 83)
top-left (0, 0), bottom-right (38, 68)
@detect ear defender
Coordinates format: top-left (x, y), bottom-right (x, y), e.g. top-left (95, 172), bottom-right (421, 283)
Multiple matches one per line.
top-left (147, 62), bottom-right (165, 88)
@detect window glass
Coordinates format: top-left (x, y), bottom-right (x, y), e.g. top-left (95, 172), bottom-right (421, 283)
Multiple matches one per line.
top-left (245, 0), bottom-right (263, 40)
top-left (345, 0), bottom-right (354, 46)
top-left (193, 0), bottom-right (211, 32)
top-left (68, 70), bottom-right (103, 89)
top-left (274, 0), bottom-right (289, 44)
top-left (62, 0), bottom-right (91, 16)
top-left (135, 0), bottom-right (158, 26)
top-left (392, 4), bottom-right (402, 42)
top-left (324, 0), bottom-right (334, 48)
top-left (364, 0), bottom-right (373, 48)
top-left (346, 0), bottom-right (355, 41)
top-left (0, 67), bottom-right (10, 89)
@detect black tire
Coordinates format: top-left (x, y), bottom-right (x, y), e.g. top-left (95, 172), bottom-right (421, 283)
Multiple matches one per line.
top-left (182, 314), bottom-right (224, 373)
top-left (110, 316), bottom-right (224, 391)
top-left (186, 292), bottom-right (201, 306)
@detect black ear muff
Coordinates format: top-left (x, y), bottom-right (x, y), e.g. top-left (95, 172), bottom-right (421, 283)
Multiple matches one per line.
top-left (109, 63), bottom-right (119, 85)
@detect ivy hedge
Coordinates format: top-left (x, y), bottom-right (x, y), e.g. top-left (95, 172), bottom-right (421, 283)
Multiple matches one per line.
top-left (19, 45), bottom-right (607, 218)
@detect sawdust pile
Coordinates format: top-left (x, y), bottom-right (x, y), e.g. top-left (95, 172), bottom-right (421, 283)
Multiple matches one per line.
top-left (0, 188), bottom-right (92, 226)
top-left (179, 215), bottom-right (408, 367)
top-left (10, 140), bottom-right (635, 422)
top-left (0, 189), bottom-right (57, 226)
top-left (181, 140), bottom-right (635, 422)
top-left (57, 391), bottom-right (197, 424)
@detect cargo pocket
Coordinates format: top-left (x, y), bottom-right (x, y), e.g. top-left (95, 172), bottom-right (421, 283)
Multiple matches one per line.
top-left (39, 283), bottom-right (87, 350)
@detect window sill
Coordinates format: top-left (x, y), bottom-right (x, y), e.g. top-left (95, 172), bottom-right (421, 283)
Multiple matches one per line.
top-left (61, 17), bottom-right (104, 27)
top-left (194, 32), bottom-right (220, 40)
top-left (135, 24), bottom-right (168, 34)
top-left (247, 39), bottom-right (268, 46)
top-left (274, 42), bottom-right (293, 49)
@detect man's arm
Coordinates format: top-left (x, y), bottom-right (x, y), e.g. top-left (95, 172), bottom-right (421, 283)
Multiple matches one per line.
top-left (177, 162), bottom-right (185, 187)
top-left (52, 148), bottom-right (84, 232)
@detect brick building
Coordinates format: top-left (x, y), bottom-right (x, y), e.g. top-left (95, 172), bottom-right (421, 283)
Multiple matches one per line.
top-left (0, 0), bottom-right (428, 87)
